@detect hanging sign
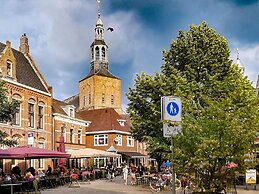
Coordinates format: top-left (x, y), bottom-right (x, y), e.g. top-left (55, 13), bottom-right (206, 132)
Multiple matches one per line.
top-left (28, 132), bottom-right (34, 146)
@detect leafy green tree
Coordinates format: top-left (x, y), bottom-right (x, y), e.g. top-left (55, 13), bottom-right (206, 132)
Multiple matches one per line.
top-left (0, 78), bottom-right (20, 146)
top-left (127, 22), bottom-right (259, 192)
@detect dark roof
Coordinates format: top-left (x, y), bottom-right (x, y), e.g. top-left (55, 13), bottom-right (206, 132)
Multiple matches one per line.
top-left (53, 98), bottom-right (84, 121)
top-left (118, 151), bottom-right (147, 158)
top-left (77, 108), bottom-right (130, 133)
top-left (80, 67), bottom-right (120, 82)
top-left (0, 42), bottom-right (5, 52)
top-left (90, 39), bottom-right (107, 47)
top-left (53, 99), bottom-right (68, 115)
top-left (0, 42), bottom-right (48, 93)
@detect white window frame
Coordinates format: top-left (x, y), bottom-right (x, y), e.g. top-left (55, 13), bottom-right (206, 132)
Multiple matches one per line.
top-left (94, 134), bottom-right (108, 146)
top-left (38, 142), bottom-right (45, 169)
top-left (61, 126), bottom-right (66, 142)
top-left (38, 104), bottom-right (44, 130)
top-left (78, 129), bottom-right (82, 144)
top-left (28, 101), bottom-right (35, 128)
top-left (6, 61), bottom-right (12, 77)
top-left (13, 103), bottom-right (21, 126)
top-left (69, 108), bottom-right (74, 117)
top-left (115, 135), bottom-right (122, 146)
top-left (70, 128), bottom-right (74, 143)
top-left (127, 136), bottom-right (134, 147)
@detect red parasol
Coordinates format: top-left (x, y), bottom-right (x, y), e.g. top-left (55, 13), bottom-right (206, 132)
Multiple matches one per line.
top-left (224, 162), bottom-right (238, 169)
top-left (0, 146), bottom-right (70, 159)
top-left (58, 136), bottom-right (67, 167)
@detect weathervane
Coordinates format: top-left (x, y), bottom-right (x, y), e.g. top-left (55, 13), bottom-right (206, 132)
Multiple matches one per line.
top-left (97, 0), bottom-right (101, 18)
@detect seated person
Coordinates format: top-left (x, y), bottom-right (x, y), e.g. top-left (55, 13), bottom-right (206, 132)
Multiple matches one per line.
top-left (25, 170), bottom-right (35, 182)
top-left (71, 171), bottom-right (79, 181)
top-left (37, 169), bottom-right (45, 178)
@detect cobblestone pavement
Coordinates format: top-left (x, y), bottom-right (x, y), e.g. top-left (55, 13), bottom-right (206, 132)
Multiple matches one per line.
top-left (41, 176), bottom-right (259, 194)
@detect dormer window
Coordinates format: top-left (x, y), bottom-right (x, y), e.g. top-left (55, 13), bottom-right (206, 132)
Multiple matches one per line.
top-left (7, 61), bottom-right (12, 77)
top-left (61, 105), bottom-right (75, 118)
top-left (117, 119), bottom-right (126, 127)
top-left (69, 108), bottom-right (74, 117)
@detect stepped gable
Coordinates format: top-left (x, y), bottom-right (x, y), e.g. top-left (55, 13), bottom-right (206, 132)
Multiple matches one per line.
top-left (0, 42), bottom-right (48, 93)
top-left (77, 108), bottom-right (129, 133)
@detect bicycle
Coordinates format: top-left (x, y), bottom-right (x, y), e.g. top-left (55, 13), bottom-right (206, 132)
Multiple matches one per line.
top-left (149, 173), bottom-right (181, 193)
top-left (182, 181), bottom-right (194, 194)
top-left (106, 169), bottom-right (114, 182)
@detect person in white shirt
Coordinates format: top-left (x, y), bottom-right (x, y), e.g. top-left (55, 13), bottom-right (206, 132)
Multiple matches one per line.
top-left (123, 165), bottom-right (128, 185)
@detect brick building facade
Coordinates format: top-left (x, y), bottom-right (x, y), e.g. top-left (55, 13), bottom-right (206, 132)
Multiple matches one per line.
top-left (0, 1), bottom-right (148, 172)
top-left (0, 35), bottom-right (53, 172)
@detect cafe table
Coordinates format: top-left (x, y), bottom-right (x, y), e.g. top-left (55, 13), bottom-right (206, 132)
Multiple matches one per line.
top-left (0, 183), bottom-right (22, 194)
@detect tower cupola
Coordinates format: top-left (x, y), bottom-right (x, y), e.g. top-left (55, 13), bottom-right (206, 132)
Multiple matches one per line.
top-left (90, 0), bottom-right (108, 73)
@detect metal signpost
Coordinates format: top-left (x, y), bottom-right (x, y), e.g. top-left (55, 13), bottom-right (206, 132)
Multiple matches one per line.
top-left (161, 96), bottom-right (182, 194)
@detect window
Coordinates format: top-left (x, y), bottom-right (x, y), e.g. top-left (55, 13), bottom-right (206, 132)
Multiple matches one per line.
top-left (78, 130), bottom-right (82, 144)
top-left (70, 129), bottom-right (74, 143)
top-left (28, 103), bottom-right (35, 128)
top-left (13, 105), bottom-right (21, 126)
top-left (84, 96), bottom-right (86, 107)
top-left (89, 92), bottom-right (91, 104)
top-left (102, 47), bottom-right (105, 60)
top-left (91, 47), bottom-right (94, 60)
top-left (6, 61), bottom-right (12, 77)
top-left (127, 136), bottom-right (134, 147)
top-left (111, 95), bottom-right (114, 105)
top-left (12, 94), bottom-right (22, 126)
top-left (38, 105), bottom-right (44, 129)
top-left (0, 118), bottom-right (7, 124)
top-left (38, 142), bottom-right (45, 168)
top-left (115, 135), bottom-right (122, 146)
top-left (102, 93), bottom-right (105, 104)
top-left (61, 126), bottom-right (66, 142)
top-left (94, 134), bottom-right (108, 146)
top-left (95, 46), bottom-right (100, 61)
top-left (69, 108), bottom-right (74, 117)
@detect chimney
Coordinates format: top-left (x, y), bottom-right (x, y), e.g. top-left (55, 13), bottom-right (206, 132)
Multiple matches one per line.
top-left (19, 33), bottom-right (30, 54)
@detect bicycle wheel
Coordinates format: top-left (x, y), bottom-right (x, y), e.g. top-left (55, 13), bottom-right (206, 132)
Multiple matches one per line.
top-left (149, 179), bottom-right (161, 193)
top-left (175, 178), bottom-right (181, 190)
top-left (184, 186), bottom-right (191, 194)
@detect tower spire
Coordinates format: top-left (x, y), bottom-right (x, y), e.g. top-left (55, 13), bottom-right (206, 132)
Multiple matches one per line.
top-left (236, 48), bottom-right (244, 73)
top-left (97, 0), bottom-right (101, 18)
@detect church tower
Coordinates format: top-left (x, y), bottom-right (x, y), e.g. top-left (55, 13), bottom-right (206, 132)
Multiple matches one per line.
top-left (236, 48), bottom-right (244, 73)
top-left (79, 0), bottom-right (122, 114)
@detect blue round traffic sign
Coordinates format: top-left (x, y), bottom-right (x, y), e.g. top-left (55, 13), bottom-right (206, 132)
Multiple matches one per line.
top-left (166, 102), bottom-right (179, 116)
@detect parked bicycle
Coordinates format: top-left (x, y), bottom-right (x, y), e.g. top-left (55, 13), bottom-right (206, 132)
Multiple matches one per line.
top-left (181, 179), bottom-right (195, 194)
top-left (149, 173), bottom-right (181, 193)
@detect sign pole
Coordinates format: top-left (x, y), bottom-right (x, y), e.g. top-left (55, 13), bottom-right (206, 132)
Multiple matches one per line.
top-left (171, 135), bottom-right (175, 194)
top-left (161, 96), bottom-right (182, 194)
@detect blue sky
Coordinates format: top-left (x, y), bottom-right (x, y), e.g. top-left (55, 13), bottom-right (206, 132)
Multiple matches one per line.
top-left (1, 0), bottom-right (259, 111)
